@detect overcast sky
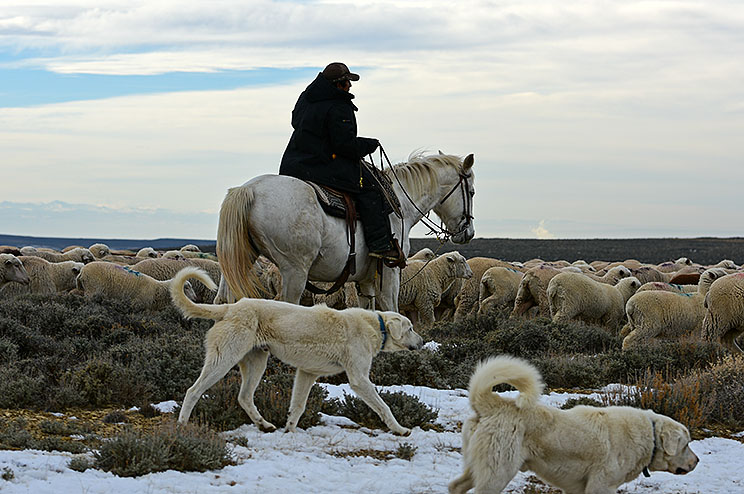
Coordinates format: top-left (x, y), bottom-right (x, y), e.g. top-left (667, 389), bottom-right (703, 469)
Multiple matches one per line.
top-left (1, 0), bottom-right (743, 240)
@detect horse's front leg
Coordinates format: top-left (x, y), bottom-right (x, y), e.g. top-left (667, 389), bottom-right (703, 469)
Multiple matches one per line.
top-left (375, 266), bottom-right (400, 312)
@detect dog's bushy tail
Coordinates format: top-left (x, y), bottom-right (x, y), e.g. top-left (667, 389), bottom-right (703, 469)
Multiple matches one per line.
top-left (170, 267), bottom-right (229, 321)
top-left (468, 355), bottom-right (544, 414)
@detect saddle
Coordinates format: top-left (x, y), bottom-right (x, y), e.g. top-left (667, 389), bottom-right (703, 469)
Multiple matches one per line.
top-left (306, 181), bottom-right (358, 219)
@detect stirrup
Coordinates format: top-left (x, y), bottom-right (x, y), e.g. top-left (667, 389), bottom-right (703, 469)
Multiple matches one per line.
top-left (369, 239), bottom-right (406, 269)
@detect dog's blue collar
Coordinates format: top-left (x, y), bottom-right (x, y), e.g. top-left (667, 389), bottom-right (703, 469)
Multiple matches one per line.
top-left (377, 314), bottom-right (388, 351)
top-left (643, 419), bottom-right (657, 477)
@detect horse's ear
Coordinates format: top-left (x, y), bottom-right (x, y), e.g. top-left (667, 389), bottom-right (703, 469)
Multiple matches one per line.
top-left (463, 153), bottom-right (474, 171)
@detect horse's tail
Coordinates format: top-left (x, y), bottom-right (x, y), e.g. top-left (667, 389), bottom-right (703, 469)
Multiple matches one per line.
top-left (216, 185), bottom-right (263, 300)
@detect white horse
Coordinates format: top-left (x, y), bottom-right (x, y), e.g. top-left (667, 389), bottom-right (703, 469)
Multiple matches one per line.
top-left (216, 152), bottom-right (475, 311)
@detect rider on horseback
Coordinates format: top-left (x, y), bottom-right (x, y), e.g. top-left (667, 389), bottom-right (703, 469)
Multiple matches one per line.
top-left (279, 62), bottom-right (406, 268)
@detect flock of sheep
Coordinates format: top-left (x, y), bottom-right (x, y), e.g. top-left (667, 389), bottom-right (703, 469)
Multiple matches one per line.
top-left (1, 242), bottom-right (743, 354)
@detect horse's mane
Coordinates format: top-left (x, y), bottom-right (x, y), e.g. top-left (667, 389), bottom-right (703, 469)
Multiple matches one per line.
top-left (383, 153), bottom-right (464, 198)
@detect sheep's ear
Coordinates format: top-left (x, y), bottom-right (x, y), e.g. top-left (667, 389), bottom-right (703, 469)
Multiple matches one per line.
top-left (463, 153), bottom-right (474, 172)
top-left (438, 150), bottom-right (444, 155)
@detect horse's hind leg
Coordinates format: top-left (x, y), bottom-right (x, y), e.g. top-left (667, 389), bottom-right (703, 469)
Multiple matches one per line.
top-left (277, 265), bottom-right (310, 304)
top-left (236, 348), bottom-right (276, 431)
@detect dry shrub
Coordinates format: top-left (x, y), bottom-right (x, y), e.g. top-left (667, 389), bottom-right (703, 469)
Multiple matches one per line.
top-left (331, 390), bottom-right (438, 430)
top-left (602, 370), bottom-right (714, 430)
top-left (93, 422), bottom-right (232, 477)
top-left (696, 355), bottom-right (744, 427)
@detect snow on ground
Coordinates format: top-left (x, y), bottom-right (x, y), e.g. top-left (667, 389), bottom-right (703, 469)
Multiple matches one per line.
top-left (0, 383), bottom-right (742, 494)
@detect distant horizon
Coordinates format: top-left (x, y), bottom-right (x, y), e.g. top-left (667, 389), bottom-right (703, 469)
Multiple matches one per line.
top-left (3, 2), bottom-right (743, 242)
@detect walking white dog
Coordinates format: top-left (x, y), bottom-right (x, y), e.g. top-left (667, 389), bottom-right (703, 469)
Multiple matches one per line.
top-left (170, 267), bottom-right (423, 435)
top-left (449, 355), bottom-right (699, 494)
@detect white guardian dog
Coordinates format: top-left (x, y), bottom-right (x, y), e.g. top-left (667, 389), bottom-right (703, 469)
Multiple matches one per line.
top-left (170, 267), bottom-right (423, 435)
top-left (449, 355), bottom-right (698, 494)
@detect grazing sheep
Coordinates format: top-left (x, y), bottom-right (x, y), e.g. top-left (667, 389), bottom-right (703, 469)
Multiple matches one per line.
top-left (61, 245), bottom-right (84, 252)
top-left (454, 257), bottom-right (523, 322)
top-left (656, 257), bottom-right (693, 273)
top-left (636, 281), bottom-right (697, 294)
top-left (1, 254), bottom-right (31, 289)
top-left (621, 268), bottom-right (729, 349)
top-left (88, 243), bottom-right (111, 258)
top-left (136, 247), bottom-right (159, 258)
top-left (399, 251), bottom-right (473, 328)
top-left (181, 251), bottom-right (219, 261)
top-left (711, 259), bottom-right (739, 270)
top-left (478, 266), bottom-right (524, 316)
top-left (0, 246), bottom-right (22, 256)
top-left (547, 274), bottom-right (641, 329)
top-left (0, 257), bottom-right (83, 296)
top-left (702, 272), bottom-right (744, 354)
top-left (180, 244), bottom-right (201, 253)
top-left (21, 247), bottom-right (94, 264)
top-left (99, 254), bottom-right (142, 265)
top-left (162, 250), bottom-right (187, 260)
top-left (76, 261), bottom-right (196, 310)
top-left (408, 247), bottom-right (436, 261)
top-left (511, 265), bottom-right (631, 319)
top-left (131, 258), bottom-right (222, 303)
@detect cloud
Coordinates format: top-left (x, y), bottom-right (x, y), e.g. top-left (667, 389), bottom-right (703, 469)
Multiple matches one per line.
top-left (1, 1), bottom-right (743, 238)
top-left (531, 220), bottom-right (555, 239)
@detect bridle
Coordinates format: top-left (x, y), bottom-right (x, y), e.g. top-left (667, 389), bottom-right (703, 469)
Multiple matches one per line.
top-left (375, 145), bottom-right (473, 243)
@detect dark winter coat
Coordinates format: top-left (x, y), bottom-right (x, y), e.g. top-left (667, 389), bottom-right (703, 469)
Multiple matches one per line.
top-left (279, 74), bottom-right (379, 192)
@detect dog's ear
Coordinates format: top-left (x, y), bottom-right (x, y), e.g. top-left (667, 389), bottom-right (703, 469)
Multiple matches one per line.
top-left (384, 314), bottom-right (409, 341)
top-left (660, 421), bottom-right (689, 456)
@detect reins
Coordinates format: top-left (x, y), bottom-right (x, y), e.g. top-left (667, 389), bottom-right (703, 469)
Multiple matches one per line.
top-left (372, 145), bottom-right (473, 244)
top-left (366, 145), bottom-right (473, 286)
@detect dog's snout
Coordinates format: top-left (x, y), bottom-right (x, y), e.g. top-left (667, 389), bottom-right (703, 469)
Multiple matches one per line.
top-left (675, 467), bottom-right (688, 475)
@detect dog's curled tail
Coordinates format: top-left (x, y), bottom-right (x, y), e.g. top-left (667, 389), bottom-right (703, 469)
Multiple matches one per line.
top-left (468, 355), bottom-right (544, 414)
top-left (170, 267), bottom-right (229, 321)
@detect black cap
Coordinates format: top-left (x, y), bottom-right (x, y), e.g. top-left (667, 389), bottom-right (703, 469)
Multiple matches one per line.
top-left (321, 62), bottom-right (360, 82)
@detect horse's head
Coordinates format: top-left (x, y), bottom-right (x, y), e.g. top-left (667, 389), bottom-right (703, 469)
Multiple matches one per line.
top-left (433, 153), bottom-right (475, 244)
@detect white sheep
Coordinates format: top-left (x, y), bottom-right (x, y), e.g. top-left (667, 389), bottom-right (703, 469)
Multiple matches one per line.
top-left (620, 268), bottom-right (729, 349)
top-left (1, 254), bottom-right (30, 289)
top-left (511, 265), bottom-right (631, 319)
top-left (88, 243), bottom-right (111, 258)
top-left (23, 247), bottom-right (95, 264)
top-left (635, 281), bottom-right (697, 294)
top-left (0, 246), bottom-right (22, 256)
top-left (162, 250), bottom-right (187, 261)
top-left (136, 247), bottom-right (159, 258)
top-left (399, 251), bottom-right (473, 328)
top-left (408, 247), bottom-right (436, 261)
top-left (0, 257), bottom-right (83, 296)
top-left (131, 258), bottom-right (221, 303)
top-left (181, 251), bottom-right (219, 261)
top-left (547, 273), bottom-right (641, 329)
top-left (180, 244), bottom-right (201, 253)
top-left (478, 266), bottom-right (524, 317)
top-left (701, 272), bottom-right (744, 354)
top-left (453, 257), bottom-right (523, 321)
top-left (98, 254), bottom-right (142, 265)
top-left (75, 261), bottom-right (196, 311)
top-left (656, 257), bottom-right (694, 273)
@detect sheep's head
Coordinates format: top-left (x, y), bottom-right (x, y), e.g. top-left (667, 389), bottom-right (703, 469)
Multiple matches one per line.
top-left (2, 254), bottom-right (30, 285)
top-left (88, 243), bottom-right (111, 258)
top-left (444, 251), bottom-right (472, 279)
top-left (163, 250), bottom-right (186, 261)
top-left (137, 247), bottom-right (159, 258)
